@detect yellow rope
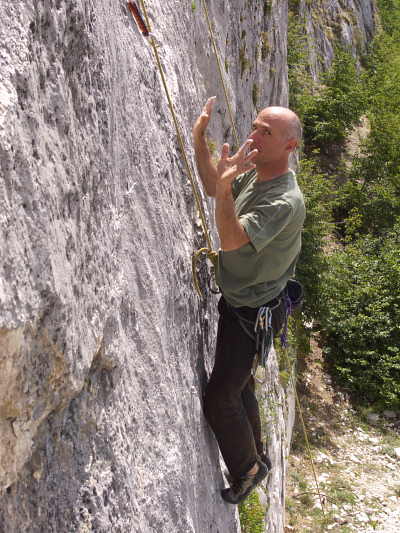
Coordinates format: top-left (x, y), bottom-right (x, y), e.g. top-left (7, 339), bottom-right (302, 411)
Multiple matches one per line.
top-left (137, 0), bottom-right (217, 298)
top-left (200, 0), bottom-right (239, 151)
top-left (282, 340), bottom-right (327, 524)
top-left (192, 248), bottom-right (219, 296)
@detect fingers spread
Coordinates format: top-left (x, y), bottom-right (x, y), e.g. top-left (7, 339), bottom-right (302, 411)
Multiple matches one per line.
top-left (245, 148), bottom-right (258, 161)
top-left (238, 139), bottom-right (254, 153)
top-left (221, 143), bottom-right (230, 158)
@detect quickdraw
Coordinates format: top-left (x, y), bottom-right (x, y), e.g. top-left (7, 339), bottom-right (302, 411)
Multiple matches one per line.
top-left (252, 306), bottom-right (273, 384)
top-left (127, 1), bottom-right (162, 47)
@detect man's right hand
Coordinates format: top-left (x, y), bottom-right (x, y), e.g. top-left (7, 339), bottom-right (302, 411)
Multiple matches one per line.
top-left (193, 96), bottom-right (219, 197)
top-left (193, 96), bottom-right (216, 139)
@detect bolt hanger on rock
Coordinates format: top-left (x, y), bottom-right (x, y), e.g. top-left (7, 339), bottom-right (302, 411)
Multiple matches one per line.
top-left (127, 1), bottom-right (162, 47)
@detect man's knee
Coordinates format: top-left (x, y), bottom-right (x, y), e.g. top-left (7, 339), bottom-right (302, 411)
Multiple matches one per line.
top-left (203, 389), bottom-right (217, 424)
top-left (203, 388), bottom-right (236, 426)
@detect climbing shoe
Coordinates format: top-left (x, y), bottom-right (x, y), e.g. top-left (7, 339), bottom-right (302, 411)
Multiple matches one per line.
top-left (261, 452), bottom-right (272, 471)
top-left (221, 460), bottom-right (268, 505)
top-left (224, 453), bottom-right (272, 484)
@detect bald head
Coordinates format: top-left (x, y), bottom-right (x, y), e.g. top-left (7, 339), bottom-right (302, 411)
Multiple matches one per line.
top-left (259, 106), bottom-right (302, 142)
top-left (249, 106), bottom-right (302, 178)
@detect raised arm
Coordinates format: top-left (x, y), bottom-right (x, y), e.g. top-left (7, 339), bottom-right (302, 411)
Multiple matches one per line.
top-left (215, 140), bottom-right (257, 251)
top-left (192, 97), bottom-right (218, 197)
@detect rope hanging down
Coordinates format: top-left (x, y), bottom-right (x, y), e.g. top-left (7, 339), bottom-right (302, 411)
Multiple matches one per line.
top-left (128, 0), bottom-right (217, 298)
top-left (282, 335), bottom-right (327, 523)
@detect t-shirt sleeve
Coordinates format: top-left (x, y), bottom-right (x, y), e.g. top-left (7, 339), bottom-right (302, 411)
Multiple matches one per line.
top-left (231, 169), bottom-right (255, 200)
top-left (239, 201), bottom-right (293, 253)
top-left (231, 176), bottom-right (241, 201)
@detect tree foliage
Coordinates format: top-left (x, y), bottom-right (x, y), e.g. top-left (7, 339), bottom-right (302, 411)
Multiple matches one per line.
top-left (320, 230), bottom-right (400, 406)
top-left (288, 2), bottom-right (400, 407)
top-left (288, 17), bottom-right (366, 148)
top-left (300, 46), bottom-right (365, 146)
top-left (295, 155), bottom-right (332, 322)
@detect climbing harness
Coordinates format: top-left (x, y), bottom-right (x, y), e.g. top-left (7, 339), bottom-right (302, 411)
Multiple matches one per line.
top-left (128, 0), bottom-right (217, 298)
top-left (228, 297), bottom-right (281, 385)
top-left (253, 306), bottom-right (273, 384)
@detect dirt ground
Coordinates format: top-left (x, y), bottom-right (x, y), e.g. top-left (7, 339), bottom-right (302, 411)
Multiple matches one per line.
top-left (284, 331), bottom-right (400, 533)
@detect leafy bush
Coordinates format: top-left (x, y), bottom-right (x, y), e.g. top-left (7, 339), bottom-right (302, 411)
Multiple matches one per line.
top-left (330, 18), bottom-right (400, 239)
top-left (299, 46), bottom-right (366, 146)
top-left (332, 176), bottom-right (400, 240)
top-left (295, 155), bottom-right (333, 322)
top-left (319, 229), bottom-right (400, 407)
top-left (288, 0), bottom-right (400, 408)
top-left (353, 30), bottom-right (400, 188)
top-left (288, 12), bottom-right (366, 146)
top-left (239, 491), bottom-right (265, 533)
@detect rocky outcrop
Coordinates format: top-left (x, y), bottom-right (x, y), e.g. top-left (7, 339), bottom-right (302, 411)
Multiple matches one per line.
top-left (0, 0), bottom-right (377, 531)
top-left (299, 0), bottom-right (378, 78)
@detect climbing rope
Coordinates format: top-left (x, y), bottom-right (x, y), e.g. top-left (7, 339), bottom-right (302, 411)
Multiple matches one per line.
top-left (282, 331), bottom-right (327, 524)
top-left (200, 3), bottom-right (329, 516)
top-left (128, 0), bottom-right (218, 297)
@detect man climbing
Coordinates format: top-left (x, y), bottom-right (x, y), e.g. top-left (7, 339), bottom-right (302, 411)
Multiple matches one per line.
top-left (192, 97), bottom-right (305, 505)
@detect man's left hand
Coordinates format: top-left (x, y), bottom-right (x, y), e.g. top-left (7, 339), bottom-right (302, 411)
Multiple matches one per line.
top-left (216, 140), bottom-right (257, 194)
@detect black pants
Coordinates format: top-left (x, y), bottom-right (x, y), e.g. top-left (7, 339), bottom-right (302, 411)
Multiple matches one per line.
top-left (203, 295), bottom-right (286, 477)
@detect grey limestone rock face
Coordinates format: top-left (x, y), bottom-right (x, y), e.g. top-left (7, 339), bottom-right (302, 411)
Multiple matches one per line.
top-left (257, 347), bottom-right (296, 533)
top-left (0, 0), bottom-right (377, 531)
top-left (299, 0), bottom-right (378, 78)
top-left (0, 1), bottom-right (292, 531)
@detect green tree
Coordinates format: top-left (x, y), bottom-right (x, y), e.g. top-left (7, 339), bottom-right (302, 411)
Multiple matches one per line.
top-left (299, 46), bottom-right (366, 146)
top-left (319, 229), bottom-right (400, 407)
top-left (295, 155), bottom-right (333, 322)
top-left (333, 24), bottom-right (400, 238)
top-left (287, 0), bottom-right (400, 407)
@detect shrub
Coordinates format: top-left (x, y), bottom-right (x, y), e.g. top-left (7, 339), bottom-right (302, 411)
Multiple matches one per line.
top-left (319, 229), bottom-right (400, 407)
top-left (295, 155), bottom-right (333, 322)
top-left (288, 0), bottom-right (400, 409)
top-left (298, 46), bottom-right (366, 146)
top-left (239, 491), bottom-right (265, 533)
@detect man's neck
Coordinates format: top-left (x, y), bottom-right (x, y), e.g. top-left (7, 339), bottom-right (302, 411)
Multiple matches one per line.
top-left (255, 161), bottom-right (290, 183)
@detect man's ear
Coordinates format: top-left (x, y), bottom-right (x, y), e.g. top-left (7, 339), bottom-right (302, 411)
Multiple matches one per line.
top-left (285, 138), bottom-right (298, 152)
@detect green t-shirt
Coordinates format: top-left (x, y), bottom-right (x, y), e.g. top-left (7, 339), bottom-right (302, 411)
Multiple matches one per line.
top-left (217, 168), bottom-right (305, 308)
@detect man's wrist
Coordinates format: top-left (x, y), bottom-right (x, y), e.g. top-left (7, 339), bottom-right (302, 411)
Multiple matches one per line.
top-left (193, 134), bottom-right (208, 153)
top-left (215, 182), bottom-right (233, 199)
top-left (193, 128), bottom-right (207, 141)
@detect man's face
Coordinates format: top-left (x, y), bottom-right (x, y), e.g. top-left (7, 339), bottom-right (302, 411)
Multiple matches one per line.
top-left (247, 109), bottom-right (290, 166)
